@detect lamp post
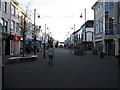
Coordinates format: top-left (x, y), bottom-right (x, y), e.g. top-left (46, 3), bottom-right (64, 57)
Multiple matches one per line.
top-left (70, 28), bottom-right (73, 54)
top-left (71, 24), bottom-right (76, 51)
top-left (80, 8), bottom-right (86, 53)
top-left (43, 24), bottom-right (46, 58)
top-left (33, 9), bottom-right (40, 55)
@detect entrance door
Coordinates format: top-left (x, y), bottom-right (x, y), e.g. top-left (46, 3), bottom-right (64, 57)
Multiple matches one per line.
top-left (106, 40), bottom-right (115, 56)
top-left (5, 39), bottom-right (10, 55)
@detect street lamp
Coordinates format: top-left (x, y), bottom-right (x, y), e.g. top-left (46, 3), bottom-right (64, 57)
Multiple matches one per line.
top-left (71, 24), bottom-right (75, 52)
top-left (43, 24), bottom-right (47, 58)
top-left (33, 9), bottom-right (40, 55)
top-left (80, 8), bottom-right (86, 53)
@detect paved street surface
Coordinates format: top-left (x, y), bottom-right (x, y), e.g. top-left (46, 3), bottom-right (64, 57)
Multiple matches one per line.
top-left (4, 48), bottom-right (118, 88)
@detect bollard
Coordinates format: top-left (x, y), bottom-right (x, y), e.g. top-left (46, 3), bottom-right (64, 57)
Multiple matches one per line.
top-left (2, 64), bottom-right (5, 90)
top-left (100, 51), bottom-right (104, 59)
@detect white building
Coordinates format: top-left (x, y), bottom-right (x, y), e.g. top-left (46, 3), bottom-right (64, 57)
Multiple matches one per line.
top-left (0, 0), bottom-right (33, 55)
top-left (78, 20), bottom-right (94, 50)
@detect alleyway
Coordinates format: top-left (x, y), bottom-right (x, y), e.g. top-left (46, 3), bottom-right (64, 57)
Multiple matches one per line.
top-left (4, 48), bottom-right (118, 88)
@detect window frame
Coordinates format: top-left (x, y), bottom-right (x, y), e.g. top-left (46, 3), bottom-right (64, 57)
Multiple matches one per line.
top-left (4, 1), bottom-right (7, 13)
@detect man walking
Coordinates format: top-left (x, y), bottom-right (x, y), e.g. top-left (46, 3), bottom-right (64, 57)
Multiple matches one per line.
top-left (47, 45), bottom-right (55, 65)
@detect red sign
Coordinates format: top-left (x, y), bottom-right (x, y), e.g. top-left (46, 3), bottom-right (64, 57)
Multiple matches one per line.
top-left (11, 35), bottom-right (23, 41)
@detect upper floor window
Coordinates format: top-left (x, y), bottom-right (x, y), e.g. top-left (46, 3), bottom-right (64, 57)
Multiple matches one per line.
top-left (11, 20), bottom-right (15, 32)
top-left (1, 18), bottom-right (8, 32)
top-left (16, 23), bottom-right (20, 34)
top-left (11, 5), bottom-right (16, 16)
top-left (1, 18), bottom-right (4, 31)
top-left (4, 20), bottom-right (8, 32)
top-left (4, 2), bottom-right (7, 13)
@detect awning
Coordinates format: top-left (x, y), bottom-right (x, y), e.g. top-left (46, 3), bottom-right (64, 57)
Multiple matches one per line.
top-left (0, 32), bottom-right (10, 39)
top-left (32, 40), bottom-right (42, 44)
top-left (10, 34), bottom-right (23, 41)
top-left (26, 38), bottom-right (33, 41)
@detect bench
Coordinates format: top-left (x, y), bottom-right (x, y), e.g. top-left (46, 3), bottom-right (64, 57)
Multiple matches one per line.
top-left (8, 55), bottom-right (37, 63)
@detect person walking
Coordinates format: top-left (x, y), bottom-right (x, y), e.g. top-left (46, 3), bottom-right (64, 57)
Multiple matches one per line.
top-left (47, 45), bottom-right (55, 65)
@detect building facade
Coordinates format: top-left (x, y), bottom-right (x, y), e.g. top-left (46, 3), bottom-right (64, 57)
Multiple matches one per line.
top-left (79, 20), bottom-right (94, 50)
top-left (0, 0), bottom-right (33, 55)
top-left (0, 0), bottom-right (11, 55)
top-left (10, 0), bottom-right (24, 55)
top-left (115, 1), bottom-right (120, 56)
top-left (92, 1), bottom-right (118, 56)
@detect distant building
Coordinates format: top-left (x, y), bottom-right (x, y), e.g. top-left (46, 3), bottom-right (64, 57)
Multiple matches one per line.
top-left (79, 20), bottom-right (94, 50)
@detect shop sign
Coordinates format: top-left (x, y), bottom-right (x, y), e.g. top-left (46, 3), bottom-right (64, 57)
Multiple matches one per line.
top-left (95, 34), bottom-right (103, 39)
top-left (11, 35), bottom-right (23, 41)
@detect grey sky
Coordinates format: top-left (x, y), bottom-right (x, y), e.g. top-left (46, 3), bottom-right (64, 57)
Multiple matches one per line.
top-left (18, 0), bottom-right (97, 42)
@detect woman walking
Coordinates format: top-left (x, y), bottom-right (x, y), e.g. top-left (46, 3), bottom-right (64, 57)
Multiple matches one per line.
top-left (47, 45), bottom-right (55, 65)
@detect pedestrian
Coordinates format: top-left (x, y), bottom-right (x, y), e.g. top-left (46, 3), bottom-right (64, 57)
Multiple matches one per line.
top-left (47, 45), bottom-right (55, 65)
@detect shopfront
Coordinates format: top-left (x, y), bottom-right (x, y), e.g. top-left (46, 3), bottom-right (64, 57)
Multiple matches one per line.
top-left (105, 39), bottom-right (115, 56)
top-left (0, 32), bottom-right (11, 55)
top-left (10, 35), bottom-right (23, 55)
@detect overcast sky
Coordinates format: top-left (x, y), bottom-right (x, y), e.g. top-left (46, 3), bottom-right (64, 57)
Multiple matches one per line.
top-left (17, 0), bottom-right (97, 42)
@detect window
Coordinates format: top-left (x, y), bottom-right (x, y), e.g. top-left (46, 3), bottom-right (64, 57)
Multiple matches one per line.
top-left (11, 5), bottom-right (16, 16)
top-left (1, 18), bottom-right (4, 32)
top-left (11, 20), bottom-right (15, 32)
top-left (1, 18), bottom-right (8, 32)
top-left (96, 9), bottom-right (98, 14)
top-left (16, 23), bottom-right (19, 34)
top-left (4, 2), bottom-right (7, 13)
top-left (17, 10), bottom-right (20, 19)
top-left (4, 21), bottom-right (8, 32)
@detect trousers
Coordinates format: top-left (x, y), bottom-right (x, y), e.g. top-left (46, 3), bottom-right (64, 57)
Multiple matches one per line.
top-left (48, 55), bottom-right (53, 64)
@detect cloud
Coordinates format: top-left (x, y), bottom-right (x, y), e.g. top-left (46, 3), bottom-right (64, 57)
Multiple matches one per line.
top-left (42, 15), bottom-right (53, 19)
top-left (64, 15), bottom-right (74, 19)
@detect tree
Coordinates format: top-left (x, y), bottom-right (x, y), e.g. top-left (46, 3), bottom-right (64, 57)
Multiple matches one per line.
top-left (18, 2), bottom-right (33, 56)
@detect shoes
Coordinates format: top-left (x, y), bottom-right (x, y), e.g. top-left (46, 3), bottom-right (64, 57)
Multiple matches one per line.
top-left (48, 62), bottom-right (53, 65)
top-left (48, 62), bottom-right (50, 65)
